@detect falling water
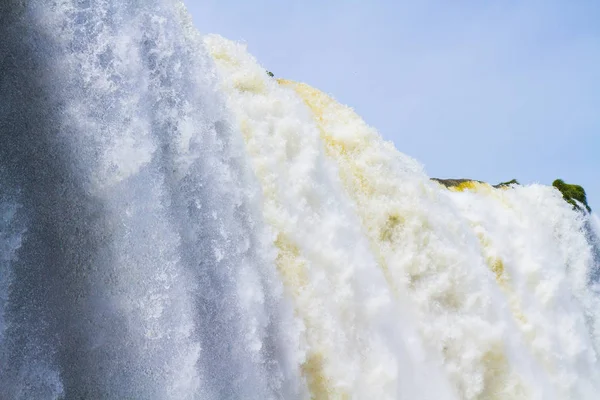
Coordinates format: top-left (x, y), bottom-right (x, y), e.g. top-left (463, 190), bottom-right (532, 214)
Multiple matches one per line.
top-left (1, 2), bottom-right (599, 399)
top-left (1, 1), bottom-right (300, 399)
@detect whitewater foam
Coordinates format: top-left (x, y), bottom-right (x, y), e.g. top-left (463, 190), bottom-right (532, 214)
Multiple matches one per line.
top-left (204, 34), bottom-right (455, 400)
top-left (206, 34), bottom-right (600, 399)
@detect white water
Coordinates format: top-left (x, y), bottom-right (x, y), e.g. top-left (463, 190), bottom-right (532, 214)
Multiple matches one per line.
top-left (1, 2), bottom-right (599, 399)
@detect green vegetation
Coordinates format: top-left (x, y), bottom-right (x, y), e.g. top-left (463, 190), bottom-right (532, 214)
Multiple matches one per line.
top-left (493, 179), bottom-right (519, 188)
top-left (552, 179), bottom-right (591, 212)
top-left (432, 177), bottom-right (592, 213)
top-left (266, 70), bottom-right (274, 77)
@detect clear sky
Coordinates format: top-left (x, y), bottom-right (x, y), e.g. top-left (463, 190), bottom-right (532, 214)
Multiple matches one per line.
top-left (184, 0), bottom-right (600, 211)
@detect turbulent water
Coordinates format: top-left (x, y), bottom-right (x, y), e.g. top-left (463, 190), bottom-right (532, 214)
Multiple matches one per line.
top-left (0, 1), bottom-right (599, 399)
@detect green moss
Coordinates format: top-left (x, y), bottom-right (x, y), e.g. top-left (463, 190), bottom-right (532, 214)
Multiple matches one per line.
top-left (431, 178), bottom-right (484, 188)
top-left (266, 70), bottom-right (275, 77)
top-left (552, 179), bottom-right (591, 212)
top-left (493, 179), bottom-right (519, 188)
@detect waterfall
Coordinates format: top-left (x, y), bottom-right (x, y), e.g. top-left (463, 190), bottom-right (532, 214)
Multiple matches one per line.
top-left (1, 1), bottom-right (599, 399)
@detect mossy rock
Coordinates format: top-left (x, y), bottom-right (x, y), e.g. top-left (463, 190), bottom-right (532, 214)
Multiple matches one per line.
top-left (431, 178), bottom-right (484, 188)
top-left (433, 177), bottom-right (592, 213)
top-left (552, 179), bottom-right (591, 212)
top-left (431, 178), bottom-right (520, 192)
top-left (493, 179), bottom-right (519, 188)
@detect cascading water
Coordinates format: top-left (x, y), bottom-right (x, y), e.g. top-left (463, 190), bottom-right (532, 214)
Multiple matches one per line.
top-left (1, 1), bottom-right (301, 399)
top-left (1, 1), bottom-right (599, 399)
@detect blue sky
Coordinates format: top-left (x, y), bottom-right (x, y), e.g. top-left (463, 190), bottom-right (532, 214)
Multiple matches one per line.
top-left (184, 0), bottom-right (600, 211)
